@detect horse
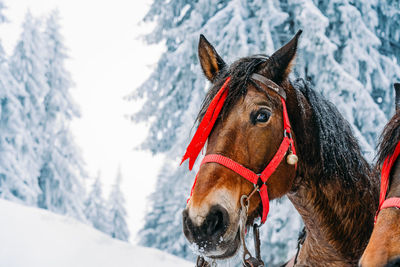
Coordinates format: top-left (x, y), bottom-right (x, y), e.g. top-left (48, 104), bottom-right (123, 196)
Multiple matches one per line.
top-left (360, 83), bottom-right (400, 267)
top-left (181, 30), bottom-right (379, 266)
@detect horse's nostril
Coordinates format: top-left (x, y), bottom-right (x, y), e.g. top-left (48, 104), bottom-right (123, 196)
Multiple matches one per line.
top-left (182, 205), bottom-right (229, 246)
top-left (182, 209), bottom-right (194, 242)
top-left (203, 205), bottom-right (229, 238)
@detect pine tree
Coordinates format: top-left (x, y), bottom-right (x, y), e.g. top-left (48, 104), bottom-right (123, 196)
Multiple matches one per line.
top-left (3, 11), bottom-right (49, 205)
top-left (0, 2), bottom-right (30, 203)
top-left (108, 168), bottom-right (130, 241)
top-left (132, 0), bottom-right (400, 264)
top-left (84, 175), bottom-right (110, 234)
top-left (37, 10), bottom-right (86, 221)
top-left (282, 0), bottom-right (400, 151)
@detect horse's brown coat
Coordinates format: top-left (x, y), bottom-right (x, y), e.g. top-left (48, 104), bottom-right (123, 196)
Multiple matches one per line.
top-left (361, 209), bottom-right (400, 267)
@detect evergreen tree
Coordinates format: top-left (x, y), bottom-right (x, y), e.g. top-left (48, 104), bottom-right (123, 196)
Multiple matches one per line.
top-left (37, 10), bottom-right (86, 221)
top-left (133, 0), bottom-right (400, 265)
top-left (108, 168), bottom-right (130, 241)
top-left (3, 11), bottom-right (49, 205)
top-left (85, 175), bottom-right (110, 234)
top-left (0, 2), bottom-right (30, 203)
top-left (284, 0), bottom-right (400, 149)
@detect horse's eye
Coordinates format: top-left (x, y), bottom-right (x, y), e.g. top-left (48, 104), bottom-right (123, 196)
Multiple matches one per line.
top-left (252, 109), bottom-right (271, 124)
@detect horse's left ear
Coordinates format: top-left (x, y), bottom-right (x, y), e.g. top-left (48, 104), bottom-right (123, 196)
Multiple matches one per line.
top-left (264, 30), bottom-right (302, 84)
top-left (394, 83), bottom-right (400, 112)
top-left (198, 34), bottom-right (226, 82)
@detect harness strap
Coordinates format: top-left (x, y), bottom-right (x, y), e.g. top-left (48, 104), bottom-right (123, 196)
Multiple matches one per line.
top-left (258, 185), bottom-right (269, 223)
top-left (251, 73), bottom-right (286, 100)
top-left (379, 141), bottom-right (400, 206)
top-left (380, 197), bottom-right (400, 210)
top-left (201, 154), bottom-right (259, 184)
top-left (259, 134), bottom-right (292, 182)
top-left (184, 74), bottom-right (297, 224)
top-left (375, 140), bottom-right (400, 221)
top-left (200, 128), bottom-right (293, 223)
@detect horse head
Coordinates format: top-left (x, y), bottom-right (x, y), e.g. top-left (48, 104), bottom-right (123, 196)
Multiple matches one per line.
top-left (182, 31), bottom-right (301, 259)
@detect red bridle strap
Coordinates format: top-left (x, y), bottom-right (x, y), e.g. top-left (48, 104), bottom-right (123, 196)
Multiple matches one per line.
top-left (183, 74), bottom-right (297, 224)
top-left (188, 96), bottom-right (295, 224)
top-left (201, 131), bottom-right (293, 223)
top-left (380, 197), bottom-right (400, 210)
top-left (375, 141), bottom-right (400, 221)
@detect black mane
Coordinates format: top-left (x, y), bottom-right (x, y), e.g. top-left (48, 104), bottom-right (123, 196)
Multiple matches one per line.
top-left (292, 79), bottom-right (372, 187)
top-left (376, 110), bottom-right (400, 166)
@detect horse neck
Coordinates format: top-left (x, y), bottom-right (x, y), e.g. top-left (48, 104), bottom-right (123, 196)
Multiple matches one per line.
top-left (287, 181), bottom-right (376, 266)
top-left (284, 84), bottom-right (378, 266)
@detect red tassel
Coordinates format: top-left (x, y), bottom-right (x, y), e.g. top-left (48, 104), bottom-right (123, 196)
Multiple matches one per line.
top-left (180, 77), bottom-right (230, 170)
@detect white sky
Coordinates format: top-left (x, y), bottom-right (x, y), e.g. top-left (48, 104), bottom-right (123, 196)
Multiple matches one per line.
top-left (0, 0), bottom-right (165, 242)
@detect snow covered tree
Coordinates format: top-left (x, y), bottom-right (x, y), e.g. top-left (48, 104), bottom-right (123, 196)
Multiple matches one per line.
top-left (375, 0), bottom-right (400, 63)
top-left (1, 11), bottom-right (49, 205)
top-left (132, 0), bottom-right (400, 264)
top-left (285, 0), bottom-right (400, 150)
top-left (108, 168), bottom-right (130, 242)
top-left (85, 175), bottom-right (110, 234)
top-left (0, 2), bottom-right (31, 204)
top-left (0, 9), bottom-right (87, 220)
top-left (0, 48), bottom-right (28, 203)
top-left (37, 10), bottom-right (86, 221)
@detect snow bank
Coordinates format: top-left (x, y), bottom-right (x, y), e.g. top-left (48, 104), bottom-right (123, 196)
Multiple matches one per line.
top-left (0, 199), bottom-right (192, 267)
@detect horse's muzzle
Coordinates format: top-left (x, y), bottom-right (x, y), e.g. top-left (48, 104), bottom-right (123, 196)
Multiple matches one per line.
top-left (182, 204), bottom-right (229, 251)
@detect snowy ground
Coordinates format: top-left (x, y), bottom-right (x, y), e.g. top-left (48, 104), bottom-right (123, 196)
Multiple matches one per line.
top-left (0, 200), bottom-right (192, 267)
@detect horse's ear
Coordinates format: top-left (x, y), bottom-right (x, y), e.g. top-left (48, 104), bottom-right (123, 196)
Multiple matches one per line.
top-left (264, 30), bottom-right (302, 84)
top-left (394, 83), bottom-right (400, 112)
top-left (198, 34), bottom-right (226, 82)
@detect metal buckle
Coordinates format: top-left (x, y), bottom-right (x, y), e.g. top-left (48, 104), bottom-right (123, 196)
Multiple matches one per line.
top-left (283, 129), bottom-right (292, 139)
top-left (256, 176), bottom-right (264, 189)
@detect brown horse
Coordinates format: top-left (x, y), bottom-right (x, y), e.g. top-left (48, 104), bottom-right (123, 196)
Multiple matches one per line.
top-left (181, 31), bottom-right (379, 266)
top-left (360, 83), bottom-right (400, 267)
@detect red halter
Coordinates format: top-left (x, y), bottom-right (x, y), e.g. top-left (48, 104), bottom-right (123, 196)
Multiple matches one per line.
top-left (375, 141), bottom-right (400, 221)
top-left (181, 74), bottom-right (297, 224)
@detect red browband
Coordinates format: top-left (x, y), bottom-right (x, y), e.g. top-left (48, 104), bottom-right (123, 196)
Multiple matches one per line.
top-left (181, 74), bottom-right (297, 224)
top-left (376, 140), bottom-right (400, 221)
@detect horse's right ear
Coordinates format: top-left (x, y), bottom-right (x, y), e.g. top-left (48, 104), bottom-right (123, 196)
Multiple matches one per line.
top-left (198, 34), bottom-right (226, 82)
top-left (395, 83), bottom-right (400, 112)
top-left (263, 30), bottom-right (302, 84)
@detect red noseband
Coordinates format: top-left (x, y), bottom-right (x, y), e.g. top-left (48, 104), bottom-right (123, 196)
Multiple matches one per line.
top-left (181, 74), bottom-right (297, 224)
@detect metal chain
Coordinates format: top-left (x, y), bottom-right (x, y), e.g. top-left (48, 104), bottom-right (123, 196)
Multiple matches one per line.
top-left (240, 192), bottom-right (265, 267)
top-left (239, 195), bottom-right (252, 262)
top-left (196, 256), bottom-right (209, 267)
top-left (196, 256), bottom-right (215, 267)
top-left (195, 187), bottom-right (263, 267)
